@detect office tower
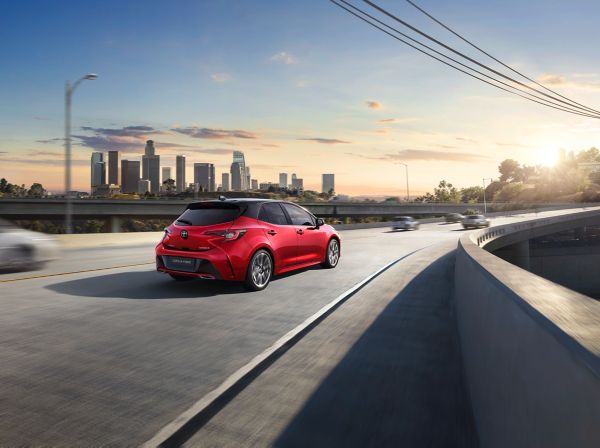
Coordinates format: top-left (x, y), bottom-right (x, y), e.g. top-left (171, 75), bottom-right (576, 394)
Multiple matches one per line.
top-left (121, 160), bottom-right (140, 194)
top-left (232, 150), bottom-right (247, 190)
top-left (251, 179), bottom-right (258, 190)
top-left (221, 173), bottom-right (230, 192)
top-left (90, 152), bottom-right (105, 192)
top-left (291, 173), bottom-right (297, 188)
top-left (176, 155), bottom-right (186, 193)
top-left (279, 173), bottom-right (288, 189)
top-left (142, 141), bottom-right (160, 194)
top-left (245, 166), bottom-right (251, 191)
top-left (322, 173), bottom-right (335, 194)
top-left (107, 150), bottom-right (120, 185)
top-left (292, 176), bottom-right (303, 190)
top-left (230, 162), bottom-right (242, 191)
top-left (137, 179), bottom-right (151, 194)
top-left (145, 140), bottom-right (155, 156)
top-left (162, 167), bottom-right (172, 183)
top-left (194, 163), bottom-right (215, 192)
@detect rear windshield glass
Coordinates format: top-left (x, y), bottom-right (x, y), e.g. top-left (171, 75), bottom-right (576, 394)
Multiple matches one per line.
top-left (175, 206), bottom-right (239, 226)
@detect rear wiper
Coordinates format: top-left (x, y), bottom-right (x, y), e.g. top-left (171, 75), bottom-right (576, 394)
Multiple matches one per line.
top-left (176, 218), bottom-right (193, 225)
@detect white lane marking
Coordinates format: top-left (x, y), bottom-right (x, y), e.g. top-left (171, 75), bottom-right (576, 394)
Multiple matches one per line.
top-left (142, 247), bottom-right (426, 448)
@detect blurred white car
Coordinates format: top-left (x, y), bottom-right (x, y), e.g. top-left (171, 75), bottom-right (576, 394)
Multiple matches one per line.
top-left (0, 219), bottom-right (59, 271)
top-left (392, 216), bottom-right (420, 231)
top-left (462, 214), bottom-right (490, 229)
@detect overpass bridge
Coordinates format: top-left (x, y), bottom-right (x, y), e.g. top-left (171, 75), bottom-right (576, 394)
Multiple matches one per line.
top-left (0, 198), bottom-right (593, 231)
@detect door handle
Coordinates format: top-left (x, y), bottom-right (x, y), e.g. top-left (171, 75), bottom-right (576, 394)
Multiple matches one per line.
top-left (267, 230), bottom-right (277, 235)
top-left (296, 229), bottom-right (304, 235)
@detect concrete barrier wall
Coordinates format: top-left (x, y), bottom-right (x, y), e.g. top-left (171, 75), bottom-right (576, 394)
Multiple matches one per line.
top-left (455, 211), bottom-right (600, 448)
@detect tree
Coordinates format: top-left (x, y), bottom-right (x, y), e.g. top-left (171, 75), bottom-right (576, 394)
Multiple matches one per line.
top-left (27, 182), bottom-right (46, 198)
top-left (460, 186), bottom-right (484, 203)
top-left (498, 159), bottom-right (522, 182)
top-left (433, 180), bottom-right (461, 202)
top-left (162, 178), bottom-right (176, 194)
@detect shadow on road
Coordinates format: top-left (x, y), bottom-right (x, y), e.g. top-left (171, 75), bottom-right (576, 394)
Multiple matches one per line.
top-left (46, 271), bottom-right (247, 299)
top-left (271, 252), bottom-right (478, 448)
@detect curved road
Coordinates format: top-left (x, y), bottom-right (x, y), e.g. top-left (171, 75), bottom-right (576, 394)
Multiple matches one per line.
top-left (0, 215), bottom-right (546, 445)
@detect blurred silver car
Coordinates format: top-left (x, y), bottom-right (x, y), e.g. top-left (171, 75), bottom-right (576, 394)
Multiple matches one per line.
top-left (392, 216), bottom-right (420, 231)
top-left (0, 219), bottom-right (59, 271)
top-left (462, 214), bottom-right (490, 229)
top-left (445, 213), bottom-right (464, 223)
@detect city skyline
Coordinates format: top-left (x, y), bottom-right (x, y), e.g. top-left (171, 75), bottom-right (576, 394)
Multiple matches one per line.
top-left (3, 1), bottom-right (600, 195)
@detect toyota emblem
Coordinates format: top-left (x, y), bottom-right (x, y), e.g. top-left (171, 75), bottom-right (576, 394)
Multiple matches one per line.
top-left (180, 230), bottom-right (188, 239)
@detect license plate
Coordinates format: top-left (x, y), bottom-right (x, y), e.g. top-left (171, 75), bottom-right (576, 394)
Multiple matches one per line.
top-left (164, 256), bottom-right (197, 272)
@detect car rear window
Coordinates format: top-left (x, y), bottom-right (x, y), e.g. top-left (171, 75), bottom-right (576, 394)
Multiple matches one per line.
top-left (175, 206), bottom-right (240, 226)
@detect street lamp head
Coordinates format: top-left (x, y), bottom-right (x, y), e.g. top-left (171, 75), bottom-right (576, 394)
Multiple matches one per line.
top-left (84, 73), bottom-right (98, 80)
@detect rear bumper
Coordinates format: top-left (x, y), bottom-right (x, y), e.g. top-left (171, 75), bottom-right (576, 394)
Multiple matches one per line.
top-left (155, 245), bottom-right (240, 280)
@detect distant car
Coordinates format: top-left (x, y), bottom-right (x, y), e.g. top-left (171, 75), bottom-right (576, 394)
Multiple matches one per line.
top-left (0, 219), bottom-right (59, 271)
top-left (156, 198), bottom-right (340, 291)
top-left (392, 216), bottom-right (420, 231)
top-left (445, 213), bottom-right (464, 223)
top-left (462, 214), bottom-right (490, 229)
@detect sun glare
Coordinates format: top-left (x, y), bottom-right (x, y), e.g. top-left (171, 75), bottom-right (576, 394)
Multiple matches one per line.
top-left (534, 148), bottom-right (559, 167)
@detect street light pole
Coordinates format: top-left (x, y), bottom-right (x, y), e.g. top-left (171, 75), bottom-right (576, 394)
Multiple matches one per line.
top-left (399, 162), bottom-right (409, 202)
top-left (482, 177), bottom-right (493, 214)
top-left (64, 74), bottom-right (97, 234)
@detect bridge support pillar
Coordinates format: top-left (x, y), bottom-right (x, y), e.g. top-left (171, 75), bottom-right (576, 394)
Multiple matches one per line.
top-left (506, 240), bottom-right (530, 271)
top-left (109, 216), bottom-right (122, 233)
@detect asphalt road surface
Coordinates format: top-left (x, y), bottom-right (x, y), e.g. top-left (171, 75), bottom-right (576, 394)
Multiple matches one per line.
top-left (0, 215), bottom-right (543, 446)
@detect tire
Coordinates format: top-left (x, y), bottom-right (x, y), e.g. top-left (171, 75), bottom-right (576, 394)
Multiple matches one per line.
top-left (321, 238), bottom-right (340, 269)
top-left (169, 274), bottom-right (194, 281)
top-left (244, 249), bottom-right (273, 291)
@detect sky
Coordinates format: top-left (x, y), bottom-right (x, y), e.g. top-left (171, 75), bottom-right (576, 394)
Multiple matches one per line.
top-left (2, 0), bottom-right (600, 196)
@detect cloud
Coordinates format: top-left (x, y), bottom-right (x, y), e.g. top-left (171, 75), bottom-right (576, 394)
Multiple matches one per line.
top-left (377, 117), bottom-right (417, 124)
top-left (456, 137), bottom-right (478, 143)
top-left (37, 137), bottom-right (64, 144)
top-left (537, 73), bottom-right (600, 91)
top-left (496, 142), bottom-right (531, 148)
top-left (353, 149), bottom-right (488, 163)
top-left (172, 127), bottom-right (258, 140)
top-left (80, 125), bottom-right (166, 137)
top-left (181, 148), bottom-right (235, 155)
top-left (33, 116), bottom-right (51, 121)
top-left (210, 73), bottom-right (231, 83)
top-left (0, 157), bottom-right (88, 167)
top-left (271, 51), bottom-right (296, 65)
top-left (297, 137), bottom-right (351, 144)
top-left (261, 143), bottom-right (280, 148)
top-left (366, 101), bottom-right (383, 110)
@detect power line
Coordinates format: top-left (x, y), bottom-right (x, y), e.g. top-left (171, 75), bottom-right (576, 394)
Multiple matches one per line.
top-left (330, 0), bottom-right (600, 119)
top-left (404, 0), bottom-right (600, 116)
top-left (360, 0), bottom-right (600, 117)
top-left (334, 0), bottom-right (598, 118)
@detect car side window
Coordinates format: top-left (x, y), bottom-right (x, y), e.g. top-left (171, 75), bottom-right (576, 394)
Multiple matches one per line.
top-left (281, 203), bottom-right (315, 226)
top-left (258, 203), bottom-right (289, 225)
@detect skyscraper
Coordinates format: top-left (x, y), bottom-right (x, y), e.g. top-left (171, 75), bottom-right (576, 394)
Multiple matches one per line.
top-left (230, 162), bottom-right (242, 191)
top-left (245, 166), bottom-right (251, 191)
top-left (107, 150), bottom-right (120, 185)
top-left (292, 177), bottom-right (303, 190)
top-left (121, 160), bottom-right (140, 194)
top-left (176, 155), bottom-right (186, 193)
top-left (162, 167), bottom-right (172, 182)
top-left (144, 140), bottom-right (155, 156)
top-left (279, 173), bottom-right (288, 189)
top-left (194, 163), bottom-right (215, 192)
top-left (251, 179), bottom-right (258, 190)
top-left (322, 173), bottom-right (335, 194)
top-left (142, 140), bottom-right (160, 193)
top-left (232, 150), bottom-right (248, 190)
top-left (221, 172), bottom-right (230, 192)
top-left (90, 152), bottom-right (105, 192)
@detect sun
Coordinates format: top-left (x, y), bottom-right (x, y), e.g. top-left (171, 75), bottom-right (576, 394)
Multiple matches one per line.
top-left (533, 148), bottom-right (559, 167)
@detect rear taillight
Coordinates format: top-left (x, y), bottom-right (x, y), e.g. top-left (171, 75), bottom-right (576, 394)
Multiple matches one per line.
top-left (204, 229), bottom-right (247, 240)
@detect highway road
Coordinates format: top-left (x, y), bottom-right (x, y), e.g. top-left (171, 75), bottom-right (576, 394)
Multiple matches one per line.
top-left (0, 214), bottom-right (552, 446)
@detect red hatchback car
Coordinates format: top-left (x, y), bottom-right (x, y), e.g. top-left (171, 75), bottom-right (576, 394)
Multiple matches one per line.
top-left (156, 198), bottom-right (341, 290)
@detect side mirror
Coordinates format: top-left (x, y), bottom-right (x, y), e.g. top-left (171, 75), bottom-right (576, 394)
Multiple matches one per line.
top-left (316, 218), bottom-right (325, 228)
